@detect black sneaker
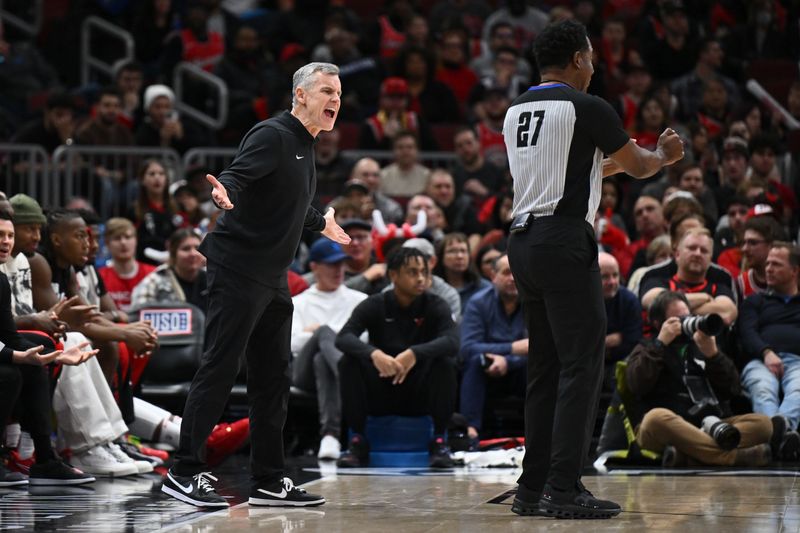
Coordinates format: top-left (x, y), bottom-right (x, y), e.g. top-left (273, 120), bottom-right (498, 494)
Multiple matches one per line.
top-left (336, 435), bottom-right (369, 468)
top-left (0, 462), bottom-right (28, 487)
top-left (779, 431), bottom-right (800, 462)
top-left (29, 460), bottom-right (96, 486)
top-left (428, 437), bottom-right (454, 469)
top-left (161, 470), bottom-right (229, 509)
top-left (539, 481), bottom-right (621, 519)
top-left (249, 477), bottom-right (325, 507)
top-left (511, 483), bottom-right (546, 517)
top-left (770, 416), bottom-right (800, 461)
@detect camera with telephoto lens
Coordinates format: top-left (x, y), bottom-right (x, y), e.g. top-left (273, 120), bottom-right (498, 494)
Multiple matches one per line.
top-left (680, 313), bottom-right (724, 337)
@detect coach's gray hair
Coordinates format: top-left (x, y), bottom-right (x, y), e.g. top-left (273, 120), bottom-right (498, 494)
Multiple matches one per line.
top-left (292, 62), bottom-right (340, 107)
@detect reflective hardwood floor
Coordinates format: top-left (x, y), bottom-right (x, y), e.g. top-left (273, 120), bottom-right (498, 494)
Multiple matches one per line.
top-left (1, 457), bottom-right (798, 532)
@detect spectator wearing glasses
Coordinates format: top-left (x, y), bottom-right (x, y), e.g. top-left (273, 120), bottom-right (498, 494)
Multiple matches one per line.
top-left (735, 215), bottom-right (786, 300)
top-left (434, 233), bottom-right (490, 314)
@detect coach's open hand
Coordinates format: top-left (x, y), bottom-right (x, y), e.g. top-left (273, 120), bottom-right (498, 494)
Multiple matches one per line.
top-left (321, 208), bottom-right (351, 245)
top-left (207, 173), bottom-right (233, 210)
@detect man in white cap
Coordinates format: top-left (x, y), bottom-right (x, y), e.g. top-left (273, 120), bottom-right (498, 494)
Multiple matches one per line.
top-left (134, 84), bottom-right (212, 153)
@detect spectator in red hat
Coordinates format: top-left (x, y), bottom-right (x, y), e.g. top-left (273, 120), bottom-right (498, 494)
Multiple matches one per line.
top-left (359, 76), bottom-right (437, 151)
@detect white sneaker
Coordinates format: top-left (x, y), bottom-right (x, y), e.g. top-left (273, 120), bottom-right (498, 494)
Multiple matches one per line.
top-left (105, 442), bottom-right (154, 474)
top-left (70, 445), bottom-right (139, 477)
top-left (317, 435), bottom-right (341, 461)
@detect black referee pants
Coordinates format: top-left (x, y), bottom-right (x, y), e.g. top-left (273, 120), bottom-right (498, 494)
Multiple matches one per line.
top-left (507, 216), bottom-right (606, 493)
top-left (174, 262), bottom-right (293, 484)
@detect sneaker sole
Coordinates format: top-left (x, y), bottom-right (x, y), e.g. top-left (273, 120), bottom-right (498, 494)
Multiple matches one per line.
top-left (161, 484), bottom-right (230, 509)
top-left (248, 496), bottom-right (326, 507)
top-left (28, 476), bottom-right (96, 486)
top-left (71, 467), bottom-right (139, 478)
top-left (540, 502), bottom-right (621, 519)
top-left (0, 479), bottom-right (29, 487)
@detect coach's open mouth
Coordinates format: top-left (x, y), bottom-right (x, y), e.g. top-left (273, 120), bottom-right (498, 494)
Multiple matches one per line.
top-left (324, 108), bottom-right (336, 118)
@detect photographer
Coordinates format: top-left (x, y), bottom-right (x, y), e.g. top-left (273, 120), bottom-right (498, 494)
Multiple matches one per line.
top-left (626, 291), bottom-right (779, 467)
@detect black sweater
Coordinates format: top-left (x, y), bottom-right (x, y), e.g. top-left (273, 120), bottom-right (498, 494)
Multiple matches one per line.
top-left (738, 290), bottom-right (800, 363)
top-left (199, 111), bottom-right (326, 286)
top-left (0, 273), bottom-right (38, 364)
top-left (335, 291), bottom-right (459, 362)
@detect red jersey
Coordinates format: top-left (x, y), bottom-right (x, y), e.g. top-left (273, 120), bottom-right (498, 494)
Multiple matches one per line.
top-left (476, 121), bottom-right (507, 169)
top-left (99, 261), bottom-right (156, 312)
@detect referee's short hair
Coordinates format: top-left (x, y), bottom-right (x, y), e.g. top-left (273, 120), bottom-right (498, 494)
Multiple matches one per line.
top-left (533, 19), bottom-right (589, 71)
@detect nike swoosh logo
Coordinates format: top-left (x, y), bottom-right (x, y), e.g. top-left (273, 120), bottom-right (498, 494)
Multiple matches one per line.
top-left (295, 155), bottom-right (304, 159)
top-left (168, 473), bottom-right (193, 494)
top-left (258, 488), bottom-right (287, 498)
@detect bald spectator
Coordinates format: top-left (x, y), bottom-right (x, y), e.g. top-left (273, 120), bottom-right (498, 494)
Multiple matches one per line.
top-left (380, 132), bottom-right (431, 198)
top-left (425, 170), bottom-right (482, 238)
top-left (599, 253), bottom-right (642, 389)
top-left (349, 158), bottom-right (403, 224)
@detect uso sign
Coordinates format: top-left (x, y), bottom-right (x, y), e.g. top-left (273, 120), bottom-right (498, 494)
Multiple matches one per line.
top-left (139, 308), bottom-right (193, 336)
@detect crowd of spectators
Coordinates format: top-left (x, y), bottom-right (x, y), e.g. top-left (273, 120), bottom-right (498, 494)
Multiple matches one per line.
top-left (1, 0), bottom-right (800, 479)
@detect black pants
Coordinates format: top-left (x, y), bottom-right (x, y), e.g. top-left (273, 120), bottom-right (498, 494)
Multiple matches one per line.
top-left (507, 216), bottom-right (606, 493)
top-left (0, 333), bottom-right (57, 463)
top-left (339, 354), bottom-right (457, 435)
top-left (174, 262), bottom-right (293, 483)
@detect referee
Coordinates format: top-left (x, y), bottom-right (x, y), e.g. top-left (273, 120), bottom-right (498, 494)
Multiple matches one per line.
top-left (504, 21), bottom-right (683, 519)
top-left (162, 62), bottom-right (350, 509)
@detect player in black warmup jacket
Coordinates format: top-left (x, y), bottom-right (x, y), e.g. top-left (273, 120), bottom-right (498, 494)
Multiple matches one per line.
top-left (162, 63), bottom-right (350, 510)
top-left (502, 21), bottom-right (684, 519)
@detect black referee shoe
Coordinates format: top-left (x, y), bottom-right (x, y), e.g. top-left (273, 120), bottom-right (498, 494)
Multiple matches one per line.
top-left (161, 470), bottom-right (229, 509)
top-left (539, 481), bottom-right (621, 519)
top-left (511, 483), bottom-right (547, 517)
top-left (249, 477), bottom-right (325, 507)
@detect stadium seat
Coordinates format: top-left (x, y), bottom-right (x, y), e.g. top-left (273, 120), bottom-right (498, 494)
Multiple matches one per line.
top-left (127, 301), bottom-right (205, 413)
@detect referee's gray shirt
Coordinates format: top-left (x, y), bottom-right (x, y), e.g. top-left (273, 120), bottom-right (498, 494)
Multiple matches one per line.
top-left (502, 83), bottom-right (630, 224)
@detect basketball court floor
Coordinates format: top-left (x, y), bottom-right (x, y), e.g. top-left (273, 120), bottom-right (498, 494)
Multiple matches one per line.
top-left (1, 454), bottom-right (798, 532)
